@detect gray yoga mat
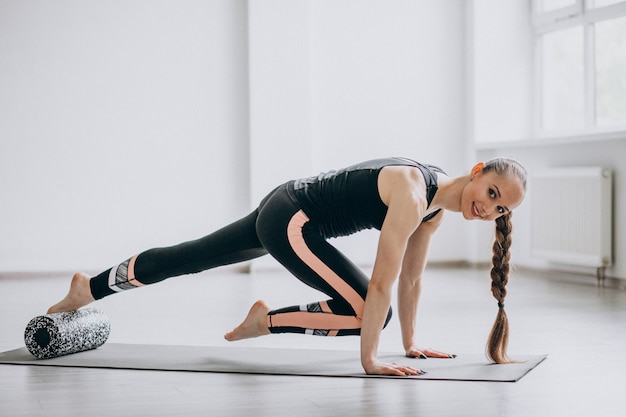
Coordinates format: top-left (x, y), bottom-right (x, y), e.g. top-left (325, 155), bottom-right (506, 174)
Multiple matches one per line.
top-left (0, 343), bottom-right (546, 382)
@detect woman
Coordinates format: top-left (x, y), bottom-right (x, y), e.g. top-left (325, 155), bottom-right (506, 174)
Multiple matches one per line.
top-left (47, 156), bottom-right (527, 376)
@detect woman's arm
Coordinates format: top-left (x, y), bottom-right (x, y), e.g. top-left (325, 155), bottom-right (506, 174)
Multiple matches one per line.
top-left (398, 213), bottom-right (453, 358)
top-left (360, 168), bottom-right (426, 375)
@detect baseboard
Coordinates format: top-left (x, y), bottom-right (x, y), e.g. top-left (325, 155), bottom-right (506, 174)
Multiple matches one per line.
top-left (426, 261), bottom-right (626, 291)
top-left (2, 262), bottom-right (623, 291)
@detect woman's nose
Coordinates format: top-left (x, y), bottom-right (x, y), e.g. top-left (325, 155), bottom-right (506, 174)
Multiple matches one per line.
top-left (485, 203), bottom-right (496, 217)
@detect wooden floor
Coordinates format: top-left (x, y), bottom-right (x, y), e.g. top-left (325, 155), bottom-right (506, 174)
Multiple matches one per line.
top-left (1, 265), bottom-right (625, 417)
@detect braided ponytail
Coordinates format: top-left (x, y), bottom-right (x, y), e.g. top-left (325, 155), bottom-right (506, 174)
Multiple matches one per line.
top-left (486, 212), bottom-right (513, 363)
top-left (480, 157), bottom-right (526, 364)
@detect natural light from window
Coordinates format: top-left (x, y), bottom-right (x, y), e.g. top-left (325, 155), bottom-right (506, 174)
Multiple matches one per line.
top-left (595, 14), bottom-right (626, 127)
top-left (590, 0), bottom-right (625, 8)
top-left (541, 27), bottom-right (585, 131)
top-left (541, 0), bottom-right (576, 12)
top-left (534, 0), bottom-right (626, 138)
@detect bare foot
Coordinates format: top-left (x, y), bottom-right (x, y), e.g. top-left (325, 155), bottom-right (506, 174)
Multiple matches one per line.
top-left (224, 300), bottom-right (271, 341)
top-left (47, 272), bottom-right (96, 314)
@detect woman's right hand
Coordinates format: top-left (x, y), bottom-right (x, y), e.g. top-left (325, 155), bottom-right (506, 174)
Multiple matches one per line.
top-left (362, 359), bottom-right (426, 376)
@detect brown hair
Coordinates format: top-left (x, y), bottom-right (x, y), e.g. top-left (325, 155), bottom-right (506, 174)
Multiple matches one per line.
top-left (482, 158), bottom-right (527, 364)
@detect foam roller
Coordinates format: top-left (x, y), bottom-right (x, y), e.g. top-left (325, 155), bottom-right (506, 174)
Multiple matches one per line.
top-left (24, 308), bottom-right (111, 359)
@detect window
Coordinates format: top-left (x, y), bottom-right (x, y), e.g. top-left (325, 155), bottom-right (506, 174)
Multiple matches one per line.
top-left (532, 0), bottom-right (626, 136)
top-left (595, 14), bottom-right (626, 126)
top-left (541, 26), bottom-right (585, 131)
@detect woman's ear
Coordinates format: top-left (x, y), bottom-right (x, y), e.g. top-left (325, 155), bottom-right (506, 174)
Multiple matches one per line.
top-left (471, 162), bottom-right (485, 177)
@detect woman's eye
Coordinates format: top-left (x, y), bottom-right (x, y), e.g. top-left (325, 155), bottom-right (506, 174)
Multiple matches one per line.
top-left (489, 189), bottom-right (496, 198)
top-left (497, 206), bottom-right (505, 214)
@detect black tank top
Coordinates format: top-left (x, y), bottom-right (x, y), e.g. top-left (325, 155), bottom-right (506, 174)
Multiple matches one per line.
top-left (288, 157), bottom-right (446, 239)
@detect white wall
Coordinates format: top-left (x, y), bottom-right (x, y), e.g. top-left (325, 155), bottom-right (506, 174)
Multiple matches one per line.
top-left (0, 0), bottom-right (250, 272)
top-left (248, 0), bottom-right (313, 204)
top-left (469, 0), bottom-right (533, 145)
top-left (0, 0), bottom-right (472, 273)
top-left (310, 1), bottom-right (466, 165)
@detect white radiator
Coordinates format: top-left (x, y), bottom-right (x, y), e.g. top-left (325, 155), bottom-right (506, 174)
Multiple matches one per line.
top-left (531, 167), bottom-right (613, 274)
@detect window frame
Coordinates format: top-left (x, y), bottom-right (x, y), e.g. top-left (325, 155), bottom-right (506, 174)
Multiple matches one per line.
top-left (532, 0), bottom-right (626, 140)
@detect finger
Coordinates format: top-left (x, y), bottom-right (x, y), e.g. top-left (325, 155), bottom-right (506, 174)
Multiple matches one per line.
top-left (379, 362), bottom-right (406, 376)
top-left (424, 350), bottom-right (448, 358)
top-left (422, 348), bottom-right (457, 359)
top-left (398, 366), bottom-right (419, 376)
top-left (401, 366), bottom-right (428, 376)
top-left (406, 350), bottom-right (428, 359)
top-left (385, 363), bottom-right (423, 376)
top-left (386, 366), bottom-right (408, 376)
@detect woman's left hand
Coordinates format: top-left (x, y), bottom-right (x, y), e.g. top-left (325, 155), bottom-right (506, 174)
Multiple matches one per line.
top-left (406, 345), bottom-right (457, 359)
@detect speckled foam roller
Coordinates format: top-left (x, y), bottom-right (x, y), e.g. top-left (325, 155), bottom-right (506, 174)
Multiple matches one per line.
top-left (24, 309), bottom-right (110, 359)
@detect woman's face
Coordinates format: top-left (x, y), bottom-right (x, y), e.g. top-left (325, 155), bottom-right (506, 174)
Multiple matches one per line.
top-left (461, 168), bottom-right (525, 221)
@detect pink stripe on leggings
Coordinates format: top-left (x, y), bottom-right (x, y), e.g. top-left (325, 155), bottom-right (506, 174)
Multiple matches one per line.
top-left (269, 311), bottom-right (361, 331)
top-left (268, 210), bottom-right (364, 331)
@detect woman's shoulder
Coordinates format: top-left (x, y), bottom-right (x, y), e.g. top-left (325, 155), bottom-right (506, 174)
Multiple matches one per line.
top-left (377, 164), bottom-right (429, 207)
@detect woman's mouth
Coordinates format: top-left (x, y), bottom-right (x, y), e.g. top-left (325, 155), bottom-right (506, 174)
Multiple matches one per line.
top-left (471, 202), bottom-right (482, 218)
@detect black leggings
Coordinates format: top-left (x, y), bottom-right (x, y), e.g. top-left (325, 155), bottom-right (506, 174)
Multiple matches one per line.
top-left (89, 183), bottom-right (392, 336)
